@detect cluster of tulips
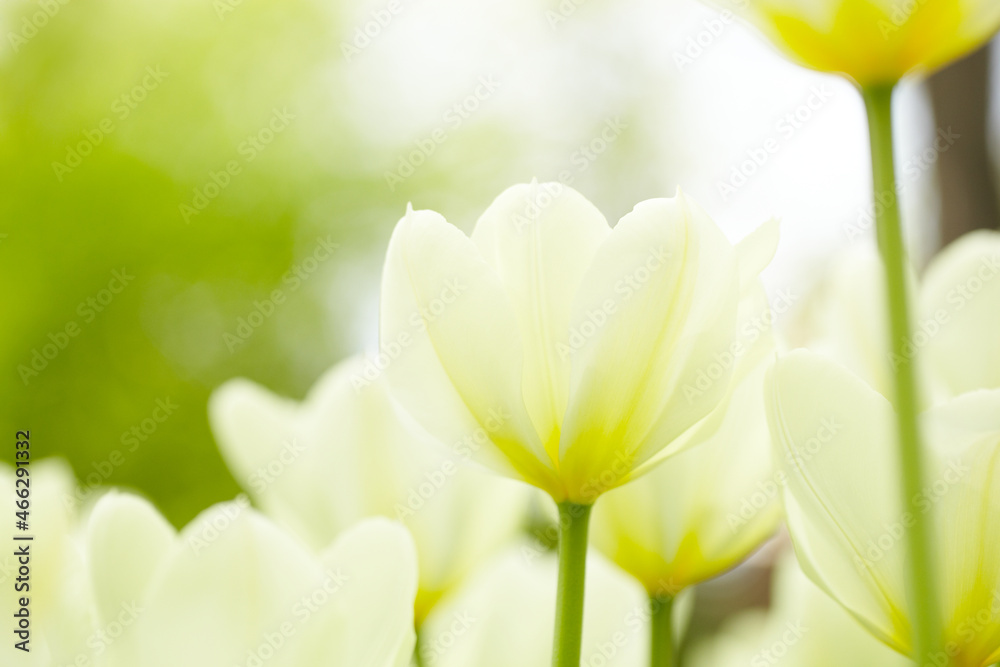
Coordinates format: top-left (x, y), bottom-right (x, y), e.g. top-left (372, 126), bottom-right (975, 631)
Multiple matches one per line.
top-left (6, 0), bottom-right (1000, 665)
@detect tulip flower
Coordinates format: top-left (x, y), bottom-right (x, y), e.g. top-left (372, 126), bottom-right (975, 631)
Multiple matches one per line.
top-left (792, 231), bottom-right (1000, 402)
top-left (379, 181), bottom-right (777, 666)
top-left (767, 349), bottom-right (1000, 666)
top-left (916, 230), bottom-right (1000, 399)
top-left (420, 542), bottom-right (649, 667)
top-left (739, 0), bottom-right (1000, 87)
top-left (379, 182), bottom-right (776, 505)
top-left (0, 461), bottom-right (418, 667)
top-left (590, 282), bottom-right (782, 663)
top-left (689, 554), bottom-right (910, 667)
top-left (728, 0), bottom-right (1000, 654)
top-left (209, 355), bottom-right (529, 624)
top-left (129, 500), bottom-right (418, 667)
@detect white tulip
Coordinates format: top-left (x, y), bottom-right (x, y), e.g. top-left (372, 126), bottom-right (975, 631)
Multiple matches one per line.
top-left (210, 355), bottom-right (529, 622)
top-left (378, 181), bottom-right (777, 504)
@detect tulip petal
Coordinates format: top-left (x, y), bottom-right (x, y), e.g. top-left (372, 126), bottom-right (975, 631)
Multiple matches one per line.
top-left (594, 353), bottom-right (779, 592)
top-left (734, 217), bottom-right (780, 294)
top-left (301, 518), bottom-right (418, 667)
top-left (86, 492), bottom-right (174, 624)
top-left (919, 230), bottom-right (1000, 398)
top-left (924, 390), bottom-right (1000, 664)
top-left (559, 191), bottom-right (740, 501)
top-left (766, 350), bottom-right (910, 652)
top-left (138, 503), bottom-right (323, 667)
top-left (471, 182), bottom-right (611, 463)
top-left (380, 207), bottom-right (557, 493)
top-left (210, 366), bottom-right (394, 548)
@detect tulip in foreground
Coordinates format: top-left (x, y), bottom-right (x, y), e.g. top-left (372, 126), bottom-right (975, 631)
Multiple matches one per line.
top-left (379, 182), bottom-right (776, 504)
top-left (379, 181), bottom-right (777, 666)
top-left (767, 350), bottom-right (1000, 666)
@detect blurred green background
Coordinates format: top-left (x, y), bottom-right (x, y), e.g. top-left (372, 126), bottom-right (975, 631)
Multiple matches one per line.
top-left (2, 0), bottom-right (996, 528)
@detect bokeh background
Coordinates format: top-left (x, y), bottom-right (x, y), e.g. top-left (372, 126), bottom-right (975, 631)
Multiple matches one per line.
top-left (2, 0), bottom-right (996, 597)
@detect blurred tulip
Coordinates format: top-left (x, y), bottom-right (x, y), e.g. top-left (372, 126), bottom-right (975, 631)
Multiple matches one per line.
top-left (790, 230), bottom-right (1000, 401)
top-left (132, 502), bottom-right (417, 667)
top-left (767, 350), bottom-right (1000, 665)
top-left (689, 553), bottom-right (910, 667)
top-left (209, 355), bottom-right (530, 623)
top-left (917, 230), bottom-right (1000, 398)
top-left (739, 0), bottom-right (1000, 86)
top-left (420, 542), bottom-right (649, 667)
top-left (378, 181), bottom-right (778, 505)
top-left (591, 281), bottom-right (781, 595)
top-left (0, 461), bottom-right (418, 667)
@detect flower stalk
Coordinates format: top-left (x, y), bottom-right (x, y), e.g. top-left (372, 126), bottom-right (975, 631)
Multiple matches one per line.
top-left (861, 82), bottom-right (943, 664)
top-left (552, 502), bottom-right (593, 667)
top-left (650, 593), bottom-right (676, 667)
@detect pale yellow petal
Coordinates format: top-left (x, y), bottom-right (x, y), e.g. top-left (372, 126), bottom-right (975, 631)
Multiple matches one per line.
top-left (919, 230), bottom-right (1000, 398)
top-left (766, 351), bottom-right (910, 652)
top-left (380, 207), bottom-right (558, 494)
top-left (471, 182), bottom-right (611, 463)
top-left (560, 191), bottom-right (740, 502)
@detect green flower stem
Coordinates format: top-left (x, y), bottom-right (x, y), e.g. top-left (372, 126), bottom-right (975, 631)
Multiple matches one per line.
top-left (552, 502), bottom-right (593, 667)
top-left (414, 630), bottom-right (427, 667)
top-left (650, 593), bottom-right (675, 667)
top-left (862, 83), bottom-right (943, 664)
